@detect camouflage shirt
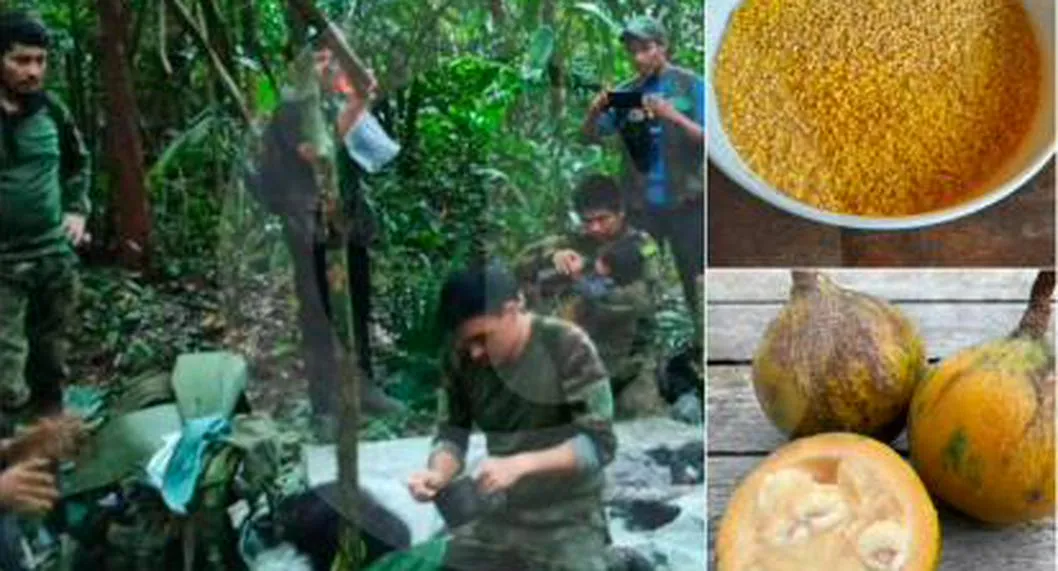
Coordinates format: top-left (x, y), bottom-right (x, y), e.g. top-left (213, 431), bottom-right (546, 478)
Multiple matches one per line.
top-left (432, 315), bottom-right (616, 524)
top-left (514, 226), bottom-right (660, 381)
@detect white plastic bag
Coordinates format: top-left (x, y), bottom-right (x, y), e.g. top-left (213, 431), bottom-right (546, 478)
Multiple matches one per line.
top-left (343, 112), bottom-right (400, 173)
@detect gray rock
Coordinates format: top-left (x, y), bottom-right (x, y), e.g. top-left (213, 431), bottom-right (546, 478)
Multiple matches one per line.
top-left (670, 393), bottom-right (703, 426)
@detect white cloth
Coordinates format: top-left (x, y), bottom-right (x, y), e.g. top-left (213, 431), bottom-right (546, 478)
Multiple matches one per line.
top-left (342, 112), bottom-right (400, 173)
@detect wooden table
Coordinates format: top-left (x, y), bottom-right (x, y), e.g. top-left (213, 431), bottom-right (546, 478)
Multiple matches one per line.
top-left (707, 160), bottom-right (1056, 268)
top-left (706, 270), bottom-right (1056, 569)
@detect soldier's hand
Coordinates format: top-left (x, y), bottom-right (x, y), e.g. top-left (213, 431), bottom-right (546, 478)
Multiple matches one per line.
top-left (589, 89), bottom-right (610, 116)
top-left (644, 94), bottom-right (677, 122)
top-left (0, 458), bottom-right (59, 515)
top-left (62, 213), bottom-right (89, 247)
top-left (408, 469), bottom-right (449, 502)
top-left (7, 415), bottom-right (87, 464)
top-left (552, 249), bottom-right (585, 276)
top-left (476, 455), bottom-right (530, 494)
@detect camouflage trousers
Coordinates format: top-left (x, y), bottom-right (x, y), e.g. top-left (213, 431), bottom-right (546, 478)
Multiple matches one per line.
top-left (442, 513), bottom-right (609, 571)
top-left (0, 255), bottom-right (78, 411)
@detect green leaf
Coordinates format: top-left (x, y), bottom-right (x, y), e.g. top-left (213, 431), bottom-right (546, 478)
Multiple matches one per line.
top-left (572, 2), bottom-right (621, 33)
top-left (527, 26), bottom-right (556, 73)
top-left (255, 74), bottom-right (280, 115)
top-left (147, 111), bottom-right (216, 181)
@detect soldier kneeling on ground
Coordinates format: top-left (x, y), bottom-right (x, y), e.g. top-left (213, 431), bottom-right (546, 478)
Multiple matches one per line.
top-left (515, 175), bottom-right (667, 419)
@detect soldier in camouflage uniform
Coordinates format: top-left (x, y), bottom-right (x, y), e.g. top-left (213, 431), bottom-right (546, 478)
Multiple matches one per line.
top-left (0, 12), bottom-right (90, 420)
top-left (405, 263), bottom-right (616, 571)
top-left (515, 175), bottom-right (666, 418)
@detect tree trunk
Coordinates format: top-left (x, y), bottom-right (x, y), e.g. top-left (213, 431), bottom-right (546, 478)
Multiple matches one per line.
top-left (284, 2), bottom-right (308, 61)
top-left (97, 0), bottom-right (151, 270)
top-left (541, 0), bottom-right (565, 120)
top-left (399, 78), bottom-right (422, 178)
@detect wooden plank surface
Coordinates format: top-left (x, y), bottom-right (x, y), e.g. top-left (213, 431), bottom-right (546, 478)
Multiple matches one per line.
top-left (707, 366), bottom-right (910, 454)
top-left (707, 270), bottom-right (1056, 569)
top-left (706, 456), bottom-right (1057, 570)
top-left (707, 269), bottom-right (1045, 303)
top-left (841, 161), bottom-right (1056, 268)
top-left (707, 161), bottom-right (844, 267)
top-left (707, 159), bottom-right (1055, 268)
top-left (708, 302), bottom-right (1039, 362)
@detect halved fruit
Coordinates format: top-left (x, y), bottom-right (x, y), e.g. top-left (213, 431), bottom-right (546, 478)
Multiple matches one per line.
top-left (716, 433), bottom-right (940, 571)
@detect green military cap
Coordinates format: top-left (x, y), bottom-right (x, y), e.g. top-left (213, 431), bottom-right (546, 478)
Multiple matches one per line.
top-left (621, 15), bottom-right (668, 45)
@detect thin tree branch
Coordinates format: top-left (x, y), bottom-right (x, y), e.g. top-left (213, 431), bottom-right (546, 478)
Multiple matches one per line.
top-left (158, 0), bottom-right (173, 75)
top-left (287, 0), bottom-right (374, 93)
top-left (165, 0), bottom-right (253, 124)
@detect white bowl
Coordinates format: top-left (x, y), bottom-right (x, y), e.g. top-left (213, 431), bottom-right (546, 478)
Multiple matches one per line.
top-left (707, 0), bottom-right (1056, 230)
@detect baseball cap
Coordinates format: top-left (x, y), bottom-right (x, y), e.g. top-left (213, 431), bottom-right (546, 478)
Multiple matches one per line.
top-left (621, 15), bottom-right (667, 45)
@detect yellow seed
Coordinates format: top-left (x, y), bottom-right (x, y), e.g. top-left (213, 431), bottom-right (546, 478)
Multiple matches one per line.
top-left (715, 0), bottom-right (1042, 216)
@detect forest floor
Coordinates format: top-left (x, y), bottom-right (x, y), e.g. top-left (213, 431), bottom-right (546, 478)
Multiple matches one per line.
top-left (70, 263), bottom-right (437, 441)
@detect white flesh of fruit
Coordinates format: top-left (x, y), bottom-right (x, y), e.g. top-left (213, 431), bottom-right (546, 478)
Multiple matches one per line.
top-left (742, 458), bottom-right (912, 571)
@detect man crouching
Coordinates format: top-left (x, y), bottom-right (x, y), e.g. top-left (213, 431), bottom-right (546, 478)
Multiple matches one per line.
top-left (407, 263), bottom-right (616, 571)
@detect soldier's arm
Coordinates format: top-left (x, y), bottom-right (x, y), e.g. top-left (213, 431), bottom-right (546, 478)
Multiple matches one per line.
top-left (660, 75), bottom-right (705, 143)
top-left (500, 326), bottom-right (616, 479)
top-left (336, 71), bottom-right (375, 139)
top-left (584, 235), bottom-right (661, 323)
top-left (581, 88), bottom-right (620, 143)
top-left (513, 235), bottom-right (573, 283)
top-left (428, 360), bottom-right (472, 479)
top-left (557, 325), bottom-right (617, 470)
top-left (54, 99), bottom-right (91, 216)
top-left (582, 281), bottom-right (652, 327)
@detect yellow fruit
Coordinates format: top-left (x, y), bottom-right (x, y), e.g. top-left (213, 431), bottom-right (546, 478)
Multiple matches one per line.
top-left (909, 271), bottom-right (1055, 524)
top-left (717, 433), bottom-right (941, 571)
top-left (752, 271), bottom-right (927, 440)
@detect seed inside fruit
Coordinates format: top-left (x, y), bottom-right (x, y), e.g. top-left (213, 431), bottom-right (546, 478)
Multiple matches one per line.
top-left (794, 485), bottom-right (848, 533)
top-left (857, 520), bottom-right (910, 571)
top-left (745, 458), bottom-right (914, 569)
top-left (757, 468), bottom-right (815, 512)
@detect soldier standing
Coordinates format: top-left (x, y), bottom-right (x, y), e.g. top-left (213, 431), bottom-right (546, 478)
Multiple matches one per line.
top-left (0, 11), bottom-right (90, 421)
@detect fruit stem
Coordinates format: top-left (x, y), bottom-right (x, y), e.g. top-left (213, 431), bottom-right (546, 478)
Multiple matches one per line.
top-left (1014, 270), bottom-right (1055, 339)
top-left (791, 270), bottom-right (824, 295)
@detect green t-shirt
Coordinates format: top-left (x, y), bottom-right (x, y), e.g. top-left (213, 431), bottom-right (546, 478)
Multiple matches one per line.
top-left (433, 315), bottom-right (616, 524)
top-left (0, 94), bottom-right (90, 261)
